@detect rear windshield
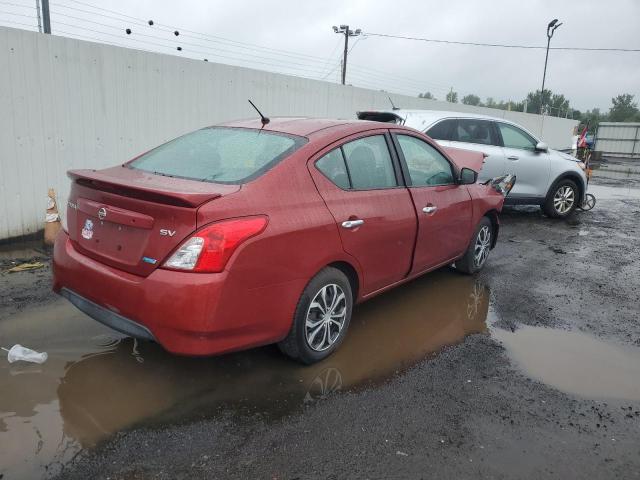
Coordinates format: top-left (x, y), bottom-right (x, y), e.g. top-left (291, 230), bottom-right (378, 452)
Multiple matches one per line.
top-left (128, 127), bottom-right (307, 184)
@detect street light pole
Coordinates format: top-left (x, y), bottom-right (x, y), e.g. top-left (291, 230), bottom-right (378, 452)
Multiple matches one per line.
top-left (540, 18), bottom-right (562, 114)
top-left (333, 25), bottom-right (361, 85)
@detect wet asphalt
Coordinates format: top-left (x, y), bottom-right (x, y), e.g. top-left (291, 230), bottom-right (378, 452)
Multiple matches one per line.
top-left (1, 168), bottom-right (639, 479)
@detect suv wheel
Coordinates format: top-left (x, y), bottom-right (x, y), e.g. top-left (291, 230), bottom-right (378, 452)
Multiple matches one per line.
top-left (278, 267), bottom-right (353, 364)
top-left (543, 179), bottom-right (579, 218)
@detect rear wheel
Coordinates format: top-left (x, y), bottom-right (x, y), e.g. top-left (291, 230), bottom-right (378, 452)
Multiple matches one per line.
top-left (278, 267), bottom-right (353, 364)
top-left (455, 217), bottom-right (493, 275)
top-left (543, 179), bottom-right (579, 218)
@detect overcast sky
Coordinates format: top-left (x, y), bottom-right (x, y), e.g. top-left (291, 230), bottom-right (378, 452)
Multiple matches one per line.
top-left (2, 0), bottom-right (639, 111)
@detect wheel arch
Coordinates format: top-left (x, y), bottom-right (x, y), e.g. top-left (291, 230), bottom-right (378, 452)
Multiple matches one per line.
top-left (483, 209), bottom-right (500, 249)
top-left (327, 260), bottom-right (360, 301)
top-left (547, 171), bottom-right (585, 204)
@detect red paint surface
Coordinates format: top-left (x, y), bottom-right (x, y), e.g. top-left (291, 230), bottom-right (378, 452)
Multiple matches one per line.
top-left (53, 118), bottom-right (505, 356)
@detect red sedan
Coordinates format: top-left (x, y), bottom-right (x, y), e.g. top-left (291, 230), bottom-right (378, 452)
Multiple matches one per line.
top-left (53, 118), bottom-right (511, 364)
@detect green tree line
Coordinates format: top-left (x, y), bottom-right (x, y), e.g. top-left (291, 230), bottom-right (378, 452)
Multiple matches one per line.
top-left (417, 90), bottom-right (640, 133)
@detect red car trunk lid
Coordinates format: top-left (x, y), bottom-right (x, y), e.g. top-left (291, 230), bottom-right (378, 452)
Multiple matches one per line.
top-left (67, 167), bottom-right (240, 276)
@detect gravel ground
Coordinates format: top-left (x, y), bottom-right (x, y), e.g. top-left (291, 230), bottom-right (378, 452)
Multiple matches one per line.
top-left (2, 174), bottom-right (639, 480)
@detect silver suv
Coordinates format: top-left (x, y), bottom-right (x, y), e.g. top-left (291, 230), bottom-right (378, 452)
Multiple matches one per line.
top-left (358, 110), bottom-right (588, 218)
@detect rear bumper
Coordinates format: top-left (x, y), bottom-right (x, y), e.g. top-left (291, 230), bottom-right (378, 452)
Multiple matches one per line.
top-left (53, 232), bottom-right (301, 356)
top-left (60, 288), bottom-right (155, 341)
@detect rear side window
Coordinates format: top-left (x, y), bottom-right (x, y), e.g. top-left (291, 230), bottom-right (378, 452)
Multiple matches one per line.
top-left (316, 149), bottom-right (350, 189)
top-left (129, 127), bottom-right (307, 184)
top-left (342, 136), bottom-right (397, 189)
top-left (425, 119), bottom-right (455, 140)
top-left (453, 119), bottom-right (497, 146)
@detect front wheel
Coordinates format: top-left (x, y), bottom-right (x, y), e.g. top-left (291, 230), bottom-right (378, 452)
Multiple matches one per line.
top-left (455, 217), bottom-right (493, 275)
top-left (543, 179), bottom-right (579, 218)
top-left (278, 267), bottom-right (353, 364)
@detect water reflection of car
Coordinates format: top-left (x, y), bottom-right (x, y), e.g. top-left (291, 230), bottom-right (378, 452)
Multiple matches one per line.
top-left (53, 118), bottom-right (506, 364)
top-left (57, 272), bottom-right (489, 445)
top-left (358, 110), bottom-right (589, 218)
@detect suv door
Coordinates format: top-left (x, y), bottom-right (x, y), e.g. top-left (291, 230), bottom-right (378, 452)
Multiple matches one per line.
top-left (448, 118), bottom-right (505, 181)
top-left (495, 121), bottom-right (550, 200)
top-left (308, 132), bottom-right (417, 295)
top-left (391, 132), bottom-right (473, 273)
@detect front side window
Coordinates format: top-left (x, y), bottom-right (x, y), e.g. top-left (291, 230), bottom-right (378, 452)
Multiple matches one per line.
top-left (342, 136), bottom-right (397, 189)
top-left (129, 127), bottom-right (306, 184)
top-left (397, 135), bottom-right (455, 186)
top-left (452, 119), bottom-right (496, 146)
top-left (497, 123), bottom-right (537, 151)
top-left (425, 119), bottom-right (455, 140)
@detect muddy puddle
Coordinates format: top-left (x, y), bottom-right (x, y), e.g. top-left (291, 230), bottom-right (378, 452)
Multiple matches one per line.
top-left (493, 325), bottom-right (640, 402)
top-left (0, 270), bottom-right (489, 478)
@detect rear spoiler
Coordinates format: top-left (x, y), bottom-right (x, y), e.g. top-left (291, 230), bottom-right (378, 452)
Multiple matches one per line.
top-left (356, 111), bottom-right (405, 125)
top-left (68, 168), bottom-right (237, 208)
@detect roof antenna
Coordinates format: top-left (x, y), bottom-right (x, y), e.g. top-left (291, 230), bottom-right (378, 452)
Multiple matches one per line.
top-left (248, 99), bottom-right (270, 127)
top-left (388, 96), bottom-right (400, 111)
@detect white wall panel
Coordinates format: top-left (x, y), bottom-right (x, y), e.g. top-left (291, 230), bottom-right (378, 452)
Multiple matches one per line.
top-left (0, 26), bottom-right (578, 240)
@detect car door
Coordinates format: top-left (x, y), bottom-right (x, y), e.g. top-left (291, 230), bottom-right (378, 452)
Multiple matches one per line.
top-left (495, 121), bottom-right (551, 200)
top-left (391, 131), bottom-right (474, 273)
top-left (308, 132), bottom-right (417, 295)
top-left (447, 118), bottom-right (505, 182)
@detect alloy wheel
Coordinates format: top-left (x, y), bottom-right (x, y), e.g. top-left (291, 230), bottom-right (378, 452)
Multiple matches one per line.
top-left (473, 225), bottom-right (492, 268)
top-left (305, 284), bottom-right (347, 352)
top-left (553, 185), bottom-right (575, 215)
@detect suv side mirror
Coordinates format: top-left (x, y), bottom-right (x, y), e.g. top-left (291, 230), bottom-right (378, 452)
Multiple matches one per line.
top-left (459, 167), bottom-right (478, 185)
top-left (535, 141), bottom-right (548, 152)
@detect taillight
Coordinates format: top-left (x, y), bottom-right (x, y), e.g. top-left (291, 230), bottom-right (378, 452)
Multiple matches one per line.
top-left (162, 216), bottom-right (268, 273)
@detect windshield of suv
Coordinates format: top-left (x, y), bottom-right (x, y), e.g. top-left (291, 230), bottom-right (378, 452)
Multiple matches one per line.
top-left (128, 127), bottom-right (307, 184)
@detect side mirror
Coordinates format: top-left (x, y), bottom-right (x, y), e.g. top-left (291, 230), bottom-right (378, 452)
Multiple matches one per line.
top-left (459, 167), bottom-right (478, 185)
top-left (535, 141), bottom-right (548, 152)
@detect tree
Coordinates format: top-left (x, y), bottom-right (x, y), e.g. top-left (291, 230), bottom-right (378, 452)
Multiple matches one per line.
top-left (579, 108), bottom-right (608, 133)
top-left (462, 94), bottom-right (481, 106)
top-left (525, 89), bottom-right (552, 114)
top-left (609, 94), bottom-right (639, 122)
top-left (418, 92), bottom-right (436, 100)
top-left (446, 90), bottom-right (458, 103)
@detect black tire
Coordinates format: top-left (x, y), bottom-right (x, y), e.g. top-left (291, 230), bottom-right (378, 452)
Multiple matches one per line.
top-left (455, 217), bottom-right (493, 275)
top-left (278, 267), bottom-right (353, 364)
top-left (543, 179), bottom-right (579, 218)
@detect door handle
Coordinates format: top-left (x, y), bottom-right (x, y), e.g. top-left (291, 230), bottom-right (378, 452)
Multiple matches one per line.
top-left (341, 219), bottom-right (364, 229)
top-left (507, 155), bottom-right (519, 160)
top-left (422, 205), bottom-right (438, 214)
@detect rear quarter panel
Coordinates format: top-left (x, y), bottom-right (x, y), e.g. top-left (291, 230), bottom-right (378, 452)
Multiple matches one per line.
top-left (194, 143), bottom-right (363, 342)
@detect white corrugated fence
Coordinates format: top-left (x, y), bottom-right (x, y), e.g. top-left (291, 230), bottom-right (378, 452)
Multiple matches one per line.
top-left (0, 26), bottom-right (579, 241)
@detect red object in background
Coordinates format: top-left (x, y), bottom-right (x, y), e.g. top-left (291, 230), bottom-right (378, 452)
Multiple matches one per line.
top-left (578, 125), bottom-right (589, 149)
top-left (53, 118), bottom-right (506, 357)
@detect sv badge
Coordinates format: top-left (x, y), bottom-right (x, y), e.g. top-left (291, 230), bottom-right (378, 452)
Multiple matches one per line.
top-left (160, 229), bottom-right (176, 237)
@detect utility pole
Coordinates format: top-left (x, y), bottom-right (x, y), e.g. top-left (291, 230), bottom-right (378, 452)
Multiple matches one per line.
top-left (332, 25), bottom-right (361, 85)
top-left (35, 0), bottom-right (42, 33)
top-left (540, 18), bottom-right (562, 114)
top-left (41, 0), bottom-right (51, 34)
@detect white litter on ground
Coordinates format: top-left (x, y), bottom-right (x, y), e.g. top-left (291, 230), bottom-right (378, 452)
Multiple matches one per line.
top-left (2, 345), bottom-right (48, 364)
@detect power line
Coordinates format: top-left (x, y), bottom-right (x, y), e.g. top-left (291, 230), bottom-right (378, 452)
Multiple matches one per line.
top-left (0, 1), bottom-right (35, 9)
top-left (51, 0), bottom-right (440, 88)
top-left (0, 9), bottom-right (34, 20)
top-left (0, 18), bottom-right (37, 29)
top-left (364, 31), bottom-right (640, 52)
top-left (51, 22), bottom-right (338, 77)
